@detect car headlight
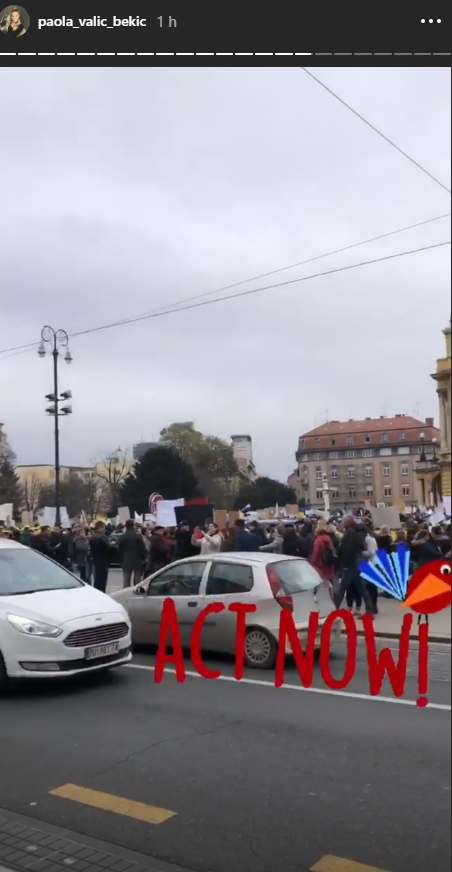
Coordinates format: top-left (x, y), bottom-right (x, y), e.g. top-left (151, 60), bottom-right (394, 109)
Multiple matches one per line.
top-left (7, 614), bottom-right (63, 638)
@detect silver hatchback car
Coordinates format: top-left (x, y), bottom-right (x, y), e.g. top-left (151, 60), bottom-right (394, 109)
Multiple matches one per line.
top-left (112, 552), bottom-right (340, 669)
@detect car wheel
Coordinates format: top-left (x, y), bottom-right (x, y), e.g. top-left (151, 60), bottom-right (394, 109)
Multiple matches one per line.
top-left (0, 652), bottom-right (9, 695)
top-left (244, 627), bottom-right (277, 670)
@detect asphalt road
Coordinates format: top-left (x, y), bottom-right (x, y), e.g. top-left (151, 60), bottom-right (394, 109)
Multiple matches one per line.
top-left (0, 637), bottom-right (451, 872)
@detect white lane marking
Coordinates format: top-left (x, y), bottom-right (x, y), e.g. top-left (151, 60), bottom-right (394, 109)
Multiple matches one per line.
top-left (124, 663), bottom-right (451, 711)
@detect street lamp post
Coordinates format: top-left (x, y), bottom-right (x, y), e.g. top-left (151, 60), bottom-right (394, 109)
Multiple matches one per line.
top-left (38, 326), bottom-right (73, 527)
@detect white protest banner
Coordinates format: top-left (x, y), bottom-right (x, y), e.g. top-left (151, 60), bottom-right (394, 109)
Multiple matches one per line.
top-left (444, 496), bottom-right (451, 517)
top-left (156, 499), bottom-right (184, 527)
top-left (0, 503), bottom-right (13, 526)
top-left (60, 507), bottom-right (71, 528)
top-left (134, 512), bottom-right (143, 523)
top-left (371, 506), bottom-right (402, 530)
top-left (429, 509), bottom-right (446, 527)
top-left (117, 506), bottom-right (131, 524)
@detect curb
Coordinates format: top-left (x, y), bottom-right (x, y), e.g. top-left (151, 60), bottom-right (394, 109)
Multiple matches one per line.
top-left (345, 629), bottom-right (451, 644)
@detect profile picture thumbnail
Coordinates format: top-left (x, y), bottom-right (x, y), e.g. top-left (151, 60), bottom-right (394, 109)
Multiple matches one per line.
top-left (0, 5), bottom-right (29, 37)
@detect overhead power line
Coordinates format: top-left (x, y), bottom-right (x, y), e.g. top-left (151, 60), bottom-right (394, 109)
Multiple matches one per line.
top-left (1, 211), bottom-right (449, 358)
top-left (44, 239), bottom-right (452, 342)
top-left (300, 67), bottom-right (451, 196)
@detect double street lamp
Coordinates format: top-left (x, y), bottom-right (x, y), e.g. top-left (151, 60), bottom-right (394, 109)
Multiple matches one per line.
top-left (38, 326), bottom-right (73, 527)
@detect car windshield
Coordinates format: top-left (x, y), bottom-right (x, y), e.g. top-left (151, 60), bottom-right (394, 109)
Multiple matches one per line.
top-left (271, 558), bottom-right (321, 593)
top-left (0, 548), bottom-right (83, 596)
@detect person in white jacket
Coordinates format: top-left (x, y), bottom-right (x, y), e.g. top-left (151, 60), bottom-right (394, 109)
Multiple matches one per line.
top-left (191, 523), bottom-right (223, 555)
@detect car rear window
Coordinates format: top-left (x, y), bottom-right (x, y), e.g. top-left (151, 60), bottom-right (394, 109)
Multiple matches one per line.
top-left (206, 562), bottom-right (254, 595)
top-left (271, 559), bottom-right (321, 593)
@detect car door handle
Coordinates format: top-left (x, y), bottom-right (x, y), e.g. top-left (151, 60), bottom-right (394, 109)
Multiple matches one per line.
top-left (187, 601), bottom-right (198, 607)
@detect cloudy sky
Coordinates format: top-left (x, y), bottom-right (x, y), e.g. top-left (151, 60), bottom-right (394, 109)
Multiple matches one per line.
top-left (0, 67), bottom-right (450, 481)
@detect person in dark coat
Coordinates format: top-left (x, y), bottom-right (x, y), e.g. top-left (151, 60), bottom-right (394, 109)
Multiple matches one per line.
top-left (89, 521), bottom-right (113, 592)
top-left (411, 529), bottom-right (443, 568)
top-left (175, 521), bottom-right (195, 559)
top-left (117, 519), bottom-right (147, 587)
top-left (298, 522), bottom-right (315, 559)
top-left (149, 527), bottom-right (170, 573)
top-left (232, 518), bottom-right (261, 552)
top-left (31, 525), bottom-right (53, 558)
top-left (335, 518), bottom-right (373, 616)
top-left (248, 521), bottom-right (268, 547)
top-left (282, 526), bottom-right (303, 557)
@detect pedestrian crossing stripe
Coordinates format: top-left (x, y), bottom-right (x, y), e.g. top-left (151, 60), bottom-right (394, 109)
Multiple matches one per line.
top-left (311, 857), bottom-right (390, 872)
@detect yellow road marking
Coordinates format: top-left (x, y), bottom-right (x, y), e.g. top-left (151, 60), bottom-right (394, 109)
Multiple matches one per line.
top-left (311, 857), bottom-right (389, 872)
top-left (50, 784), bottom-right (176, 825)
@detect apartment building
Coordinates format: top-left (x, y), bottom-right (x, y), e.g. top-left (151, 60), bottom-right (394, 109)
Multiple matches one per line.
top-left (295, 415), bottom-right (440, 509)
top-left (15, 464), bottom-right (95, 487)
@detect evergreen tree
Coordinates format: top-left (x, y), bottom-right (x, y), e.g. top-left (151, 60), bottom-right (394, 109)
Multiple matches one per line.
top-left (0, 457), bottom-right (22, 510)
top-left (234, 476), bottom-right (297, 511)
top-left (119, 445), bottom-right (200, 514)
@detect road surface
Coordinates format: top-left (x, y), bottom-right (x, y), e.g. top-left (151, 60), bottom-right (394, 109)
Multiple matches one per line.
top-left (0, 632), bottom-right (450, 872)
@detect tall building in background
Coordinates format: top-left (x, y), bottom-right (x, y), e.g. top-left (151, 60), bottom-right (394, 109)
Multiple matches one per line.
top-left (231, 434), bottom-right (257, 482)
top-left (133, 442), bottom-right (159, 461)
top-left (432, 321), bottom-right (451, 497)
top-left (295, 415), bottom-right (440, 509)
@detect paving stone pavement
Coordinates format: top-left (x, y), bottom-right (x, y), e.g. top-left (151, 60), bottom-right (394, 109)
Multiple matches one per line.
top-left (0, 812), bottom-right (193, 872)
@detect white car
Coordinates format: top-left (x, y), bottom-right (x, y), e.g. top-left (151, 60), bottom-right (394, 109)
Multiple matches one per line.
top-left (0, 538), bottom-right (132, 692)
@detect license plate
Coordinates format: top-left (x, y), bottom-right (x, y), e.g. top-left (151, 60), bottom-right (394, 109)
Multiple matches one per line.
top-left (85, 641), bottom-right (120, 660)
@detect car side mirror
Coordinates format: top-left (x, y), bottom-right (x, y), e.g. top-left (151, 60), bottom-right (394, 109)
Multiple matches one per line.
top-left (134, 585), bottom-right (146, 595)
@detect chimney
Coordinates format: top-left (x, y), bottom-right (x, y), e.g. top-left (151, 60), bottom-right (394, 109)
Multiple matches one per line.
top-left (425, 417), bottom-right (434, 426)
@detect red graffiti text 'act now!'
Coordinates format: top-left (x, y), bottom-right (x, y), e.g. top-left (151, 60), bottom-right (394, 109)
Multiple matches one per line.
top-left (153, 598), bottom-right (415, 699)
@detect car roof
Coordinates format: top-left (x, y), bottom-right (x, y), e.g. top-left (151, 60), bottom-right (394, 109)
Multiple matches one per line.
top-left (0, 538), bottom-right (25, 550)
top-left (179, 552), bottom-right (301, 565)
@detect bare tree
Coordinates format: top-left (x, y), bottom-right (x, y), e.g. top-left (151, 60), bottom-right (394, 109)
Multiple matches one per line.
top-left (92, 447), bottom-right (132, 511)
top-left (85, 477), bottom-right (110, 520)
top-left (21, 474), bottom-right (42, 515)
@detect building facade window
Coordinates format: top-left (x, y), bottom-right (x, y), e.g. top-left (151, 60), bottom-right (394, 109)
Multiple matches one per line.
top-left (300, 439), bottom-right (306, 448)
top-left (349, 487), bottom-right (356, 499)
top-left (331, 437), bottom-right (336, 446)
top-left (345, 450), bottom-right (357, 458)
top-left (331, 487), bottom-right (339, 499)
top-left (402, 485), bottom-right (410, 497)
top-left (400, 463), bottom-right (409, 476)
top-left (364, 434), bottom-right (371, 443)
top-left (316, 468), bottom-right (323, 480)
top-left (346, 436), bottom-right (354, 445)
top-left (301, 453), bottom-right (308, 462)
top-left (380, 448), bottom-right (392, 456)
top-left (381, 433), bottom-right (389, 442)
top-left (397, 446), bottom-right (410, 455)
top-left (314, 437), bottom-right (320, 446)
top-left (313, 452), bottom-right (322, 460)
top-left (366, 486), bottom-right (374, 497)
top-left (316, 489), bottom-right (323, 500)
top-left (399, 431), bottom-right (406, 441)
top-left (348, 466), bottom-right (356, 478)
top-left (382, 464), bottom-right (391, 476)
top-left (330, 468), bottom-right (338, 479)
top-left (362, 448), bottom-right (374, 457)
top-left (384, 485), bottom-right (392, 498)
top-left (329, 451), bottom-right (338, 459)
top-left (365, 466), bottom-right (373, 477)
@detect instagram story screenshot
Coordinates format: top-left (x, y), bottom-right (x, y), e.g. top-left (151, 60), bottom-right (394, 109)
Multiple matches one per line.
top-left (0, 7), bottom-right (451, 872)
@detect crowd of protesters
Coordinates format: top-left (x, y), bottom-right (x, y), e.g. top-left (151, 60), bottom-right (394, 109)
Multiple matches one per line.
top-left (0, 511), bottom-right (450, 614)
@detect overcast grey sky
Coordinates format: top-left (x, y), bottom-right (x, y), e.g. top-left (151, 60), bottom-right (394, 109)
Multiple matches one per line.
top-left (0, 67), bottom-right (450, 481)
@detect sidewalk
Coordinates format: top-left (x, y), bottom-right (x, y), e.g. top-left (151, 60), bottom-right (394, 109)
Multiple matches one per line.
top-left (356, 598), bottom-right (451, 642)
top-left (0, 808), bottom-right (195, 872)
top-left (106, 570), bottom-right (451, 643)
